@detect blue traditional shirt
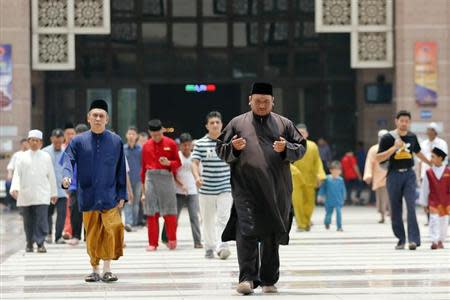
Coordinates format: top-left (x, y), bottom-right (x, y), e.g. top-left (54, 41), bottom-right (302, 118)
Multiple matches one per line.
top-left (318, 175), bottom-right (347, 207)
top-left (62, 130), bottom-right (127, 211)
top-left (43, 145), bottom-right (66, 198)
top-left (123, 144), bottom-right (142, 184)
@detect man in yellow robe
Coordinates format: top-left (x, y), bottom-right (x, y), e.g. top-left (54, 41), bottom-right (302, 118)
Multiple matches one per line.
top-left (292, 124), bottom-right (326, 231)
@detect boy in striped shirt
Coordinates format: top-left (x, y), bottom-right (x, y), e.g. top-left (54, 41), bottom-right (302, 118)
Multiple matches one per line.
top-left (192, 111), bottom-right (232, 259)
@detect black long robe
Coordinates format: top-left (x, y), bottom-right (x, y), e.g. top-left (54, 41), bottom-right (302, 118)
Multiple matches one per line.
top-left (216, 111), bottom-right (306, 245)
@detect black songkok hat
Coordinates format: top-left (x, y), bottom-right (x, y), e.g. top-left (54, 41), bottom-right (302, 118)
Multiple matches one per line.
top-left (148, 119), bottom-right (163, 132)
top-left (432, 147), bottom-right (447, 159)
top-left (89, 99), bottom-right (108, 113)
top-left (250, 82), bottom-right (273, 96)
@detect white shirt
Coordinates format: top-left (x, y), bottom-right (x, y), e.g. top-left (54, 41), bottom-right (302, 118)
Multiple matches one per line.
top-left (420, 137), bottom-right (448, 179)
top-left (176, 151), bottom-right (197, 195)
top-left (418, 165), bottom-right (446, 207)
top-left (10, 149), bottom-right (57, 207)
top-left (6, 151), bottom-right (24, 171)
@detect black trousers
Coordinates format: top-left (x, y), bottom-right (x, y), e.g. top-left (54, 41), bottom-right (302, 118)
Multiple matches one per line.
top-left (69, 192), bottom-right (83, 240)
top-left (48, 197), bottom-right (67, 242)
top-left (236, 223), bottom-right (280, 287)
top-left (22, 205), bottom-right (49, 246)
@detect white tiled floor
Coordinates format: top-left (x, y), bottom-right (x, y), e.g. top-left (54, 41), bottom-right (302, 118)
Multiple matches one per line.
top-left (1, 206), bottom-right (449, 299)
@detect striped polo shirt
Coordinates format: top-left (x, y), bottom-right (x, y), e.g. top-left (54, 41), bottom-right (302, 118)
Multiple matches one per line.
top-left (192, 135), bottom-right (231, 195)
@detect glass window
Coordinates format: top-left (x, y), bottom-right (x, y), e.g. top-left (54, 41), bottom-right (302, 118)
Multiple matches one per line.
top-left (232, 0), bottom-right (257, 15)
top-left (203, 23), bottom-right (227, 47)
top-left (142, 0), bottom-right (166, 16)
top-left (112, 52), bottom-right (137, 77)
top-left (172, 0), bottom-right (196, 17)
top-left (142, 23), bottom-right (167, 46)
top-left (173, 23), bottom-right (197, 47)
top-left (87, 89), bottom-right (113, 126)
top-left (117, 88), bottom-right (137, 139)
top-left (80, 52), bottom-right (107, 76)
top-left (204, 52), bottom-right (228, 78)
top-left (294, 21), bottom-right (318, 45)
top-left (296, 0), bottom-right (314, 13)
top-left (295, 52), bottom-right (322, 77)
top-left (111, 22), bottom-right (138, 46)
top-left (265, 52), bottom-right (288, 77)
top-left (203, 0), bottom-right (226, 16)
top-left (172, 52), bottom-right (198, 78)
top-left (232, 52), bottom-right (258, 78)
top-left (326, 51), bottom-right (352, 76)
top-left (263, 22), bottom-right (289, 45)
top-left (233, 22), bottom-right (258, 47)
top-left (263, 0), bottom-right (288, 14)
top-left (112, 0), bottom-right (135, 17)
top-left (144, 52), bottom-right (170, 77)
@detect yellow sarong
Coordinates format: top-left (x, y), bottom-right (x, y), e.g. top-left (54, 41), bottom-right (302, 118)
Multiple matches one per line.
top-left (83, 207), bottom-right (124, 267)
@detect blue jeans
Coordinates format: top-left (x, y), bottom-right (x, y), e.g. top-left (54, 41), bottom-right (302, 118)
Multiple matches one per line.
top-left (324, 205), bottom-right (342, 229)
top-left (124, 182), bottom-right (142, 226)
top-left (386, 169), bottom-right (420, 246)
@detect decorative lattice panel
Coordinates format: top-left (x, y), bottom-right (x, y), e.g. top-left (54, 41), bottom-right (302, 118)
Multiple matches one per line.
top-left (316, 0), bottom-right (393, 68)
top-left (32, 0), bottom-right (110, 70)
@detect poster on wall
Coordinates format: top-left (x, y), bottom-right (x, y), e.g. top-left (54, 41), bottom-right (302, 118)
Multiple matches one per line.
top-left (0, 44), bottom-right (13, 111)
top-left (415, 42), bottom-right (438, 106)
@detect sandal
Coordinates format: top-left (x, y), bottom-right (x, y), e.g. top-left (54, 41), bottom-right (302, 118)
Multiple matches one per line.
top-left (85, 272), bottom-right (101, 282)
top-left (102, 272), bottom-right (118, 283)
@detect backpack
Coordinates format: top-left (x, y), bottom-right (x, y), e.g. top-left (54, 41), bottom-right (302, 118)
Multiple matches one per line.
top-left (379, 130), bottom-right (399, 171)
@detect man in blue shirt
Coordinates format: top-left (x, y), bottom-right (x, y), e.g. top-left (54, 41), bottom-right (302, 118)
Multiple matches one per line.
top-left (43, 128), bottom-right (67, 244)
top-left (62, 99), bottom-right (127, 283)
top-left (123, 126), bottom-right (142, 231)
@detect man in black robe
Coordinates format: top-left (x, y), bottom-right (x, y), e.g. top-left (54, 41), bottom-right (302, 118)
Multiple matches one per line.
top-left (216, 82), bottom-right (306, 295)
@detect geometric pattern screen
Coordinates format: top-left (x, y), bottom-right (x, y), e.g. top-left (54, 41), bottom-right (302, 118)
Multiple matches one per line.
top-left (32, 0), bottom-right (110, 70)
top-left (316, 0), bottom-right (393, 68)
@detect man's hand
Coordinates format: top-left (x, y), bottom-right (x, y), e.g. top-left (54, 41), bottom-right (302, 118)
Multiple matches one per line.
top-left (394, 138), bottom-right (404, 150)
top-left (195, 177), bottom-right (203, 189)
top-left (50, 197), bottom-right (58, 205)
top-left (128, 191), bottom-right (134, 204)
top-left (231, 135), bottom-right (247, 151)
top-left (141, 193), bottom-right (146, 204)
top-left (10, 190), bottom-right (18, 200)
top-left (273, 137), bottom-right (287, 153)
top-left (159, 157), bottom-right (171, 166)
top-left (364, 177), bottom-right (372, 185)
top-left (117, 199), bottom-right (125, 209)
top-left (62, 177), bottom-right (72, 189)
top-left (424, 207), bottom-right (429, 214)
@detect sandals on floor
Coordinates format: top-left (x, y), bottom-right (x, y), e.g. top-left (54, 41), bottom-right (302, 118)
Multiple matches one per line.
top-left (102, 272), bottom-right (118, 283)
top-left (85, 272), bottom-right (101, 282)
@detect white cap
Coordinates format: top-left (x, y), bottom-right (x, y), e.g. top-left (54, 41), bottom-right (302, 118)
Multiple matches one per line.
top-left (378, 129), bottom-right (388, 138)
top-left (427, 122), bottom-right (439, 132)
top-left (28, 129), bottom-right (43, 140)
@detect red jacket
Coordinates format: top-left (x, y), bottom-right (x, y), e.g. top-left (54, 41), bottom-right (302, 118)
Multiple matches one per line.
top-left (426, 167), bottom-right (450, 216)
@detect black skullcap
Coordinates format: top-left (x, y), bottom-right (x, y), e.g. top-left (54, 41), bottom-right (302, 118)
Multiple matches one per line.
top-left (64, 122), bottom-right (74, 130)
top-left (89, 99), bottom-right (108, 113)
top-left (251, 82), bottom-right (273, 96)
top-left (51, 128), bottom-right (64, 137)
top-left (432, 147), bottom-right (447, 159)
top-left (148, 119), bottom-right (163, 132)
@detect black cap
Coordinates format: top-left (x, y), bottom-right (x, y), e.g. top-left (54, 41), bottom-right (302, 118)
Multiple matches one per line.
top-left (89, 99), bottom-right (108, 113)
top-left (432, 147), bottom-right (447, 159)
top-left (148, 119), bottom-right (163, 132)
top-left (51, 128), bottom-right (64, 137)
top-left (251, 82), bottom-right (273, 96)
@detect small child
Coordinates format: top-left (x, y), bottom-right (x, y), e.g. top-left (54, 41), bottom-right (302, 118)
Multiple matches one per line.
top-left (318, 161), bottom-right (347, 231)
top-left (418, 147), bottom-right (450, 250)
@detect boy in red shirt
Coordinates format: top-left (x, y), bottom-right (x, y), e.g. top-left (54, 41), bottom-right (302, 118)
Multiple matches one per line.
top-left (340, 151), bottom-right (362, 205)
top-left (419, 147), bottom-right (450, 250)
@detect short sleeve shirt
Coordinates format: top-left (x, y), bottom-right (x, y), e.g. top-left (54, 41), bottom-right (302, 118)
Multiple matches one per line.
top-left (377, 131), bottom-right (421, 170)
